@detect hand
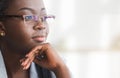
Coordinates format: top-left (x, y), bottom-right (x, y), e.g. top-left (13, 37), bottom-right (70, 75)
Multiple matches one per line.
top-left (20, 43), bottom-right (64, 71)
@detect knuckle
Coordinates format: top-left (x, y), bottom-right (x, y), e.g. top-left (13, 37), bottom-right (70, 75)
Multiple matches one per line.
top-left (45, 43), bottom-right (50, 46)
top-left (51, 63), bottom-right (57, 69)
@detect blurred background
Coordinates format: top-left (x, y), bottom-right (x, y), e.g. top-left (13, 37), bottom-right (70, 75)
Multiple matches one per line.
top-left (44, 0), bottom-right (120, 78)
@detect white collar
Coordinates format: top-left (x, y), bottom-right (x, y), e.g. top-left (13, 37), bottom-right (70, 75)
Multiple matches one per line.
top-left (0, 52), bottom-right (8, 78)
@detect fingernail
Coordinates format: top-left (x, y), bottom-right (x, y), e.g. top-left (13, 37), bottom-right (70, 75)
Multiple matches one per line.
top-left (23, 67), bottom-right (26, 70)
top-left (21, 62), bottom-right (25, 66)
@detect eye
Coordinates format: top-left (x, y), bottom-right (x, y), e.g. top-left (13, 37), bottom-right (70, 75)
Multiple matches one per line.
top-left (24, 15), bottom-right (33, 21)
top-left (24, 15), bottom-right (39, 21)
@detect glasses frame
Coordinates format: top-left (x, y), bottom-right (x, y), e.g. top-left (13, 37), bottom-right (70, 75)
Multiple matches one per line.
top-left (0, 14), bottom-right (55, 26)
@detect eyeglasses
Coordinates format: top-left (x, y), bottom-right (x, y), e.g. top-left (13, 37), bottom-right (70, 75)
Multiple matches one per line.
top-left (0, 15), bottom-right (55, 26)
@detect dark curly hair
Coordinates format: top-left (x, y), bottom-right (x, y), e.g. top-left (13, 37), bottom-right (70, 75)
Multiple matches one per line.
top-left (0, 0), bottom-right (10, 15)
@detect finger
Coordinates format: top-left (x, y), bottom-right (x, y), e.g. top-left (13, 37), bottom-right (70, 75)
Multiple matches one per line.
top-left (25, 46), bottom-right (43, 58)
top-left (20, 57), bottom-right (26, 63)
top-left (29, 46), bottom-right (43, 54)
top-left (23, 61), bottom-right (31, 70)
top-left (30, 46), bottom-right (46, 60)
top-left (21, 57), bottom-right (31, 66)
top-left (33, 58), bottom-right (43, 66)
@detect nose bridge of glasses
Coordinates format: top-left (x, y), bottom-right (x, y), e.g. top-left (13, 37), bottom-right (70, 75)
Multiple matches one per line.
top-left (34, 16), bottom-right (44, 24)
top-left (35, 16), bottom-right (46, 28)
top-left (36, 15), bottom-right (55, 26)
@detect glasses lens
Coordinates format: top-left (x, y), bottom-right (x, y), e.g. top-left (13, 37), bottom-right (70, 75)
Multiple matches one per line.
top-left (24, 15), bottom-right (55, 26)
top-left (24, 15), bottom-right (39, 26)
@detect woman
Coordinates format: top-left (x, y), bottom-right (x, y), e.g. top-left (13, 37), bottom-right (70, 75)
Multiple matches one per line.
top-left (0, 0), bottom-right (71, 78)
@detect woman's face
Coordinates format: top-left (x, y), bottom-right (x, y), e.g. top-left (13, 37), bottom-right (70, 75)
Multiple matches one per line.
top-left (2, 0), bottom-right (49, 53)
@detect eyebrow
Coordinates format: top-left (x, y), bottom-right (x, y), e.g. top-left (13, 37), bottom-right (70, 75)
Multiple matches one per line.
top-left (19, 7), bottom-right (46, 12)
top-left (19, 7), bottom-right (34, 11)
top-left (41, 8), bottom-right (45, 11)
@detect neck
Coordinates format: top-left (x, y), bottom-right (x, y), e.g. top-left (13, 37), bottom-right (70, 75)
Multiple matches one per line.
top-left (0, 43), bottom-right (27, 76)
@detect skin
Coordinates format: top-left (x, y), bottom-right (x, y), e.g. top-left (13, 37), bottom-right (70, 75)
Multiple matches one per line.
top-left (0, 0), bottom-right (71, 78)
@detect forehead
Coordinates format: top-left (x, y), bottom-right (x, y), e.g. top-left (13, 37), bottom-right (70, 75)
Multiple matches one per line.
top-left (5, 0), bottom-right (45, 14)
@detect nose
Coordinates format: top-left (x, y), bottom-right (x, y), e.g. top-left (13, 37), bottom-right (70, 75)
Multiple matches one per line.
top-left (33, 22), bottom-right (46, 30)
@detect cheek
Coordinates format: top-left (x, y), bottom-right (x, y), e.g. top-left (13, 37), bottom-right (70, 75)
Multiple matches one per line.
top-left (4, 20), bottom-right (31, 38)
top-left (4, 26), bottom-right (35, 52)
top-left (5, 28), bottom-right (32, 45)
top-left (4, 21), bottom-right (33, 45)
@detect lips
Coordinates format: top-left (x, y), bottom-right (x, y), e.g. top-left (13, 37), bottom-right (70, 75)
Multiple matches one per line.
top-left (32, 36), bottom-right (46, 42)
